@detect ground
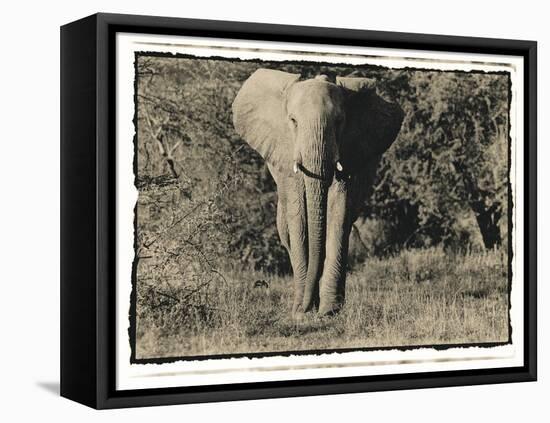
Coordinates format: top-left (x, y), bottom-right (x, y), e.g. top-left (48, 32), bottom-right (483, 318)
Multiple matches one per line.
top-left (135, 247), bottom-right (509, 359)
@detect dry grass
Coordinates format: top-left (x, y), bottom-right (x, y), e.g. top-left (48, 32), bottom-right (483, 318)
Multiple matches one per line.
top-left (135, 247), bottom-right (509, 359)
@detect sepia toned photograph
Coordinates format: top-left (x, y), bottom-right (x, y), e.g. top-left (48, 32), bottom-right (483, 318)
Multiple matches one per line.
top-left (58, 14), bottom-right (535, 407)
top-left (129, 50), bottom-right (512, 362)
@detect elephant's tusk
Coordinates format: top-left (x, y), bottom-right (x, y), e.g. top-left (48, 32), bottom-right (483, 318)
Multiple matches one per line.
top-left (336, 161), bottom-right (343, 172)
top-left (293, 162), bottom-right (300, 174)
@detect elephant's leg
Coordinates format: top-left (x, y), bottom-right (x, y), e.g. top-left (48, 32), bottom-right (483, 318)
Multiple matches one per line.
top-left (276, 197), bottom-right (290, 251)
top-left (285, 176), bottom-right (309, 315)
top-left (270, 164), bottom-right (290, 251)
top-left (319, 180), bottom-right (351, 315)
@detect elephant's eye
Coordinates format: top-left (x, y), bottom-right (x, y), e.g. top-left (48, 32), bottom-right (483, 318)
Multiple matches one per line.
top-left (289, 116), bottom-right (298, 128)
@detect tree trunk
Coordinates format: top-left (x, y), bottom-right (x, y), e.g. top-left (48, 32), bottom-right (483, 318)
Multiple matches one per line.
top-left (471, 203), bottom-right (502, 249)
top-left (456, 162), bottom-right (503, 250)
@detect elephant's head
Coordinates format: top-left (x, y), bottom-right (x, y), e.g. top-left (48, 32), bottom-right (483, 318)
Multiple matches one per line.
top-left (232, 68), bottom-right (403, 315)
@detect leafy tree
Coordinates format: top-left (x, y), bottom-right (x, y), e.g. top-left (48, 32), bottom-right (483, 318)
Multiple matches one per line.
top-left (366, 70), bottom-right (509, 250)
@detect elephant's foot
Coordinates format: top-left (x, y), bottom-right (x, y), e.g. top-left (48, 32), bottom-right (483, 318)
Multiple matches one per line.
top-left (292, 298), bottom-right (306, 320)
top-left (318, 300), bottom-right (343, 316)
top-left (292, 310), bottom-right (306, 323)
top-left (292, 299), bottom-right (319, 321)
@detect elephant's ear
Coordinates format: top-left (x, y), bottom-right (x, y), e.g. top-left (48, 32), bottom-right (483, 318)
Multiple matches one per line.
top-left (232, 69), bottom-right (300, 174)
top-left (336, 76), bottom-right (404, 172)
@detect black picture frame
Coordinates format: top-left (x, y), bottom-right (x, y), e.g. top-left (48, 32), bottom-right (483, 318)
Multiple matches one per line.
top-left (60, 12), bottom-right (537, 409)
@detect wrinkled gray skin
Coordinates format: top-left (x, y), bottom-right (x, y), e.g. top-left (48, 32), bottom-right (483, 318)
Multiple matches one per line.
top-left (232, 69), bottom-right (403, 317)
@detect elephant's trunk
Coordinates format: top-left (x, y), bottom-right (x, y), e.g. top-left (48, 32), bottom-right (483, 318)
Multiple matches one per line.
top-left (300, 126), bottom-right (332, 312)
top-left (301, 177), bottom-right (328, 312)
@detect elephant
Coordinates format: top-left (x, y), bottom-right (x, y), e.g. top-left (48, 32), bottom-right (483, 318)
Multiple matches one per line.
top-left (232, 68), bottom-right (404, 316)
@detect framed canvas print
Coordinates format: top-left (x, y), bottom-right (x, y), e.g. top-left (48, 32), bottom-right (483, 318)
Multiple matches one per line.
top-left (60, 13), bottom-right (537, 409)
